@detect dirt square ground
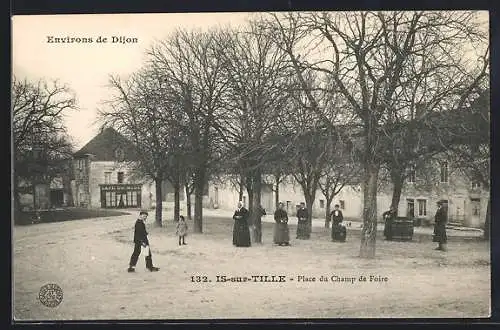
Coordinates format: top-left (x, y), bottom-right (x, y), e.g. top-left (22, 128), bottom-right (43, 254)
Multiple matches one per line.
top-left (13, 209), bottom-right (490, 320)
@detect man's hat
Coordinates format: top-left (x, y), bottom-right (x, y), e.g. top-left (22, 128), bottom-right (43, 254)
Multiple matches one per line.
top-left (139, 210), bottom-right (149, 215)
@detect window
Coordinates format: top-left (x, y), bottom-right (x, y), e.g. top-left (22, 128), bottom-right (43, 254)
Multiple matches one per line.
top-left (107, 191), bottom-right (116, 207)
top-left (117, 172), bottom-right (124, 184)
top-left (417, 199), bottom-right (427, 217)
top-left (214, 187), bottom-right (219, 204)
top-left (471, 180), bottom-right (481, 189)
top-left (242, 196), bottom-right (246, 207)
top-left (339, 200), bottom-right (345, 210)
top-left (114, 148), bottom-right (125, 161)
top-left (407, 165), bottom-right (416, 183)
top-left (104, 172), bottom-right (112, 184)
top-left (473, 205), bottom-right (480, 216)
top-left (440, 161), bottom-right (449, 183)
top-left (319, 200), bottom-right (325, 208)
top-left (78, 159), bottom-right (85, 170)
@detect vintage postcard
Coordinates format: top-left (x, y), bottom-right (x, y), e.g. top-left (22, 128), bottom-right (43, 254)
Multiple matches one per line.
top-left (12, 11), bottom-right (491, 320)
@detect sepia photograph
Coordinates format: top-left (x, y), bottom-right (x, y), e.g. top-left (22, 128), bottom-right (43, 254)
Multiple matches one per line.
top-left (12, 11), bottom-right (490, 320)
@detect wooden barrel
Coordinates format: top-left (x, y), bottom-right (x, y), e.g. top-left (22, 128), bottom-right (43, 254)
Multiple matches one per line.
top-left (390, 217), bottom-right (414, 241)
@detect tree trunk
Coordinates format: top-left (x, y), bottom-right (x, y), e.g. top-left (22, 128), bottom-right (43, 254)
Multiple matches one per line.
top-left (390, 167), bottom-right (404, 214)
top-left (193, 168), bottom-right (205, 233)
top-left (304, 193), bottom-right (315, 239)
top-left (483, 197), bottom-right (490, 240)
top-left (238, 174), bottom-right (244, 201)
top-left (325, 196), bottom-right (333, 228)
top-left (299, 182), bottom-right (316, 239)
top-left (274, 173), bottom-right (280, 209)
top-left (185, 181), bottom-right (192, 220)
top-left (174, 179), bottom-right (181, 223)
top-left (62, 168), bottom-right (73, 207)
top-left (246, 174), bottom-right (254, 215)
top-left (32, 181), bottom-right (37, 210)
top-left (251, 170), bottom-right (262, 243)
top-left (154, 178), bottom-right (163, 227)
top-left (359, 162), bottom-right (380, 258)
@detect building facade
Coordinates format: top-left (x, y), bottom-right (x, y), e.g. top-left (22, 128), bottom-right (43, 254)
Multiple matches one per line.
top-left (206, 159), bottom-right (489, 228)
top-left (17, 166), bottom-right (73, 211)
top-left (71, 128), bottom-right (155, 209)
top-left (70, 127), bottom-right (210, 210)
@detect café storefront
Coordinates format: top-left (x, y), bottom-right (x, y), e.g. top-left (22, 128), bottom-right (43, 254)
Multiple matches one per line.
top-left (100, 184), bottom-right (142, 208)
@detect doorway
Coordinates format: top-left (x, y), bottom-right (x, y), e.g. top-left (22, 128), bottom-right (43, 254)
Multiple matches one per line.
top-left (50, 189), bottom-right (64, 207)
top-left (470, 198), bottom-right (481, 226)
top-left (407, 199), bottom-right (415, 218)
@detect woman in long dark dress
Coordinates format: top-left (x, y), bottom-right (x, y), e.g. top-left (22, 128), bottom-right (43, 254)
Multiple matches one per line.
top-left (382, 207), bottom-right (396, 240)
top-left (330, 204), bottom-right (346, 242)
top-left (273, 202), bottom-right (290, 246)
top-left (232, 201), bottom-right (251, 247)
top-left (296, 202), bottom-right (309, 239)
top-left (433, 201), bottom-right (448, 251)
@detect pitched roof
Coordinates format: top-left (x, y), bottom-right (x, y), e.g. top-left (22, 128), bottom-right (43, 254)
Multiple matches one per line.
top-left (73, 127), bottom-right (138, 161)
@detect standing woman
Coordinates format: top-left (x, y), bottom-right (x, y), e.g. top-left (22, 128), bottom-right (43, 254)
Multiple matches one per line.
top-left (232, 201), bottom-right (251, 247)
top-left (330, 204), bottom-right (346, 242)
top-left (273, 202), bottom-right (290, 246)
top-left (433, 201), bottom-right (448, 251)
top-left (382, 206), bottom-right (396, 241)
top-left (296, 202), bottom-right (309, 239)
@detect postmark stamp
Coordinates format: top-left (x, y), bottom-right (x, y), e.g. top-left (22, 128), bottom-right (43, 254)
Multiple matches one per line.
top-left (38, 283), bottom-right (63, 307)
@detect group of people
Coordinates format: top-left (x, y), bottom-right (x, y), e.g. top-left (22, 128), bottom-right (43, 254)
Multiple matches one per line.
top-left (126, 199), bottom-right (449, 272)
top-left (231, 201), bottom-right (347, 247)
top-left (382, 200), bottom-right (448, 251)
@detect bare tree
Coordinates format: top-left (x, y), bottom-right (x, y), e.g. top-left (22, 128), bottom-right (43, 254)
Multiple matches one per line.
top-left (444, 91), bottom-right (490, 238)
top-left (148, 28), bottom-right (230, 233)
top-left (12, 75), bottom-right (77, 211)
top-left (378, 36), bottom-right (489, 214)
top-left (266, 11), bottom-right (488, 258)
top-left (319, 157), bottom-right (361, 228)
top-left (216, 21), bottom-right (292, 243)
top-left (184, 169), bottom-right (195, 220)
top-left (99, 66), bottom-right (182, 227)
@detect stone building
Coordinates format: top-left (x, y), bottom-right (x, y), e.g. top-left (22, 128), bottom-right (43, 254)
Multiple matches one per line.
top-left (71, 127), bottom-right (155, 209)
top-left (206, 157), bottom-right (489, 228)
top-left (16, 158), bottom-right (73, 211)
top-left (71, 127), bottom-right (209, 211)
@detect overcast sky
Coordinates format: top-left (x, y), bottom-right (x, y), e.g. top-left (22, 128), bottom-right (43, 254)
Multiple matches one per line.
top-left (12, 13), bottom-right (252, 150)
top-left (12, 11), bottom-right (488, 150)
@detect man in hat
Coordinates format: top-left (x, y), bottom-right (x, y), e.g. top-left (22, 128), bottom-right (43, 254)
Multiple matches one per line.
top-left (128, 211), bottom-right (160, 272)
top-left (433, 201), bottom-right (448, 251)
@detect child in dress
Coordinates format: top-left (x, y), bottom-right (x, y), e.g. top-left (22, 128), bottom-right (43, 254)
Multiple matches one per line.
top-left (176, 215), bottom-right (188, 246)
